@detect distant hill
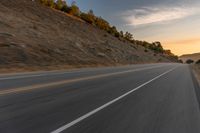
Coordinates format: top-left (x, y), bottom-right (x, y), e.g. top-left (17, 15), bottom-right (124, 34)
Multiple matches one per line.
top-left (180, 53), bottom-right (200, 63)
top-left (0, 0), bottom-right (178, 72)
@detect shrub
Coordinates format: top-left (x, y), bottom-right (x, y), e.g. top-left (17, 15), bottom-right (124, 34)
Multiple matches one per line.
top-left (61, 4), bottom-right (69, 12)
top-left (95, 17), bottom-right (110, 31)
top-left (178, 59), bottom-right (183, 63)
top-left (124, 32), bottom-right (133, 41)
top-left (88, 10), bottom-right (94, 15)
top-left (114, 32), bottom-right (120, 38)
top-left (67, 5), bottom-right (80, 16)
top-left (55, 0), bottom-right (63, 10)
top-left (80, 13), bottom-right (95, 24)
top-left (55, 0), bottom-right (68, 10)
top-left (110, 26), bottom-right (117, 34)
top-left (196, 59), bottom-right (200, 64)
top-left (39, 0), bottom-right (48, 5)
top-left (148, 42), bottom-right (164, 53)
top-left (186, 59), bottom-right (194, 64)
top-left (119, 31), bottom-right (124, 37)
top-left (47, 0), bottom-right (55, 8)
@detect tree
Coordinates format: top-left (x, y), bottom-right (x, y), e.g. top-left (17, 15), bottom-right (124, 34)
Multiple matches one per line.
top-left (56, 0), bottom-right (64, 10)
top-left (47, 0), bottom-right (55, 8)
top-left (88, 9), bottom-right (94, 15)
top-left (152, 42), bottom-right (164, 53)
top-left (119, 31), bottom-right (124, 37)
top-left (95, 17), bottom-right (110, 31)
top-left (164, 50), bottom-right (173, 55)
top-left (186, 59), bottom-right (194, 64)
top-left (80, 13), bottom-right (95, 24)
top-left (67, 4), bottom-right (80, 16)
top-left (114, 32), bottom-right (120, 38)
top-left (71, 1), bottom-right (76, 6)
top-left (124, 32), bottom-right (133, 40)
top-left (80, 9), bottom-right (96, 24)
top-left (107, 26), bottom-right (120, 38)
top-left (108, 26), bottom-right (117, 34)
top-left (61, 3), bottom-right (68, 12)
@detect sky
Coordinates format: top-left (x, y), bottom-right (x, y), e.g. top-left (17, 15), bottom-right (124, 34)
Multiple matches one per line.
top-left (66, 0), bottom-right (200, 56)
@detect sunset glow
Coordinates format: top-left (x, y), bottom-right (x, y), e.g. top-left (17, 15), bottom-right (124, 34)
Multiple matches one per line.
top-left (164, 38), bottom-right (200, 56)
top-left (72, 0), bottom-right (200, 56)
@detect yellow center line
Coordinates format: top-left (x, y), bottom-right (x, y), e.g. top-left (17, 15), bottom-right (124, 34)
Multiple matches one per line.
top-left (0, 65), bottom-right (167, 95)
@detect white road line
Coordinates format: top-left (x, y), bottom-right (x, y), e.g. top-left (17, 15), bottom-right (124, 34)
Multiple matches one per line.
top-left (51, 67), bottom-right (177, 133)
top-left (0, 65), bottom-right (164, 81)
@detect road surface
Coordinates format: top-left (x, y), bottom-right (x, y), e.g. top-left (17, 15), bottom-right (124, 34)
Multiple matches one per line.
top-left (0, 63), bottom-right (200, 133)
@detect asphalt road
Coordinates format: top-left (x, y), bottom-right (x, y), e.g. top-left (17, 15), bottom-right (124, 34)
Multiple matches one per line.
top-left (0, 63), bottom-right (200, 133)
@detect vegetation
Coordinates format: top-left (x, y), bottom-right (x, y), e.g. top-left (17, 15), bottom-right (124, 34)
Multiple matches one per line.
top-left (55, 0), bottom-right (63, 10)
top-left (38, 0), bottom-right (177, 58)
top-left (124, 32), bottom-right (133, 40)
top-left (178, 59), bottom-right (183, 63)
top-left (67, 4), bottom-right (80, 16)
top-left (196, 59), bottom-right (200, 64)
top-left (80, 12), bottom-right (95, 24)
top-left (186, 59), bottom-right (194, 64)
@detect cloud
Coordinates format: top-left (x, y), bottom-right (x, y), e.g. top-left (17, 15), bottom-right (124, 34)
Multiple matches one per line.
top-left (123, 6), bottom-right (200, 26)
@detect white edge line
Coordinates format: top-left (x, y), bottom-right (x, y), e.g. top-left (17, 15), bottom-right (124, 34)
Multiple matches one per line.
top-left (51, 67), bottom-right (177, 133)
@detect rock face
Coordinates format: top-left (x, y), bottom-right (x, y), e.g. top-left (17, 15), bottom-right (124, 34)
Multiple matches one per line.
top-left (0, 0), bottom-right (177, 71)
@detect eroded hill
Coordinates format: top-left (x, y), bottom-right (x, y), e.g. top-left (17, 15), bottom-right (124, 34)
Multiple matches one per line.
top-left (0, 0), bottom-right (177, 72)
top-left (180, 53), bottom-right (200, 63)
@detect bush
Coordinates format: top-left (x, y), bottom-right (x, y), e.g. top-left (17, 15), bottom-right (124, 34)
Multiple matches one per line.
top-left (40, 0), bottom-right (54, 8)
top-left (119, 31), bottom-right (124, 37)
top-left (67, 5), bottom-right (80, 16)
top-left (61, 4), bottom-right (69, 12)
top-left (47, 0), bottom-right (55, 8)
top-left (124, 32), bottom-right (133, 41)
top-left (114, 32), bottom-right (120, 38)
top-left (80, 13), bottom-right (95, 24)
top-left (95, 17), bottom-right (110, 31)
top-left (186, 59), bottom-right (194, 64)
top-left (196, 59), bottom-right (200, 64)
top-left (55, 0), bottom-right (64, 10)
top-left (149, 42), bottom-right (164, 53)
top-left (178, 59), bottom-right (183, 63)
top-left (39, 0), bottom-right (48, 5)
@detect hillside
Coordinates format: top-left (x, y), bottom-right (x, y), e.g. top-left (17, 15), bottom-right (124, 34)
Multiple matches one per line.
top-left (0, 0), bottom-right (178, 72)
top-left (180, 53), bottom-right (200, 63)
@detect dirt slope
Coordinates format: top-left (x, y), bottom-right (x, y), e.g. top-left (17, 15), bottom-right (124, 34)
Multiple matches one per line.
top-left (0, 0), bottom-right (177, 72)
top-left (180, 53), bottom-right (200, 63)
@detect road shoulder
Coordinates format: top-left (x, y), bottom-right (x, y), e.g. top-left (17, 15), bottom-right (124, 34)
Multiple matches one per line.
top-left (191, 64), bottom-right (200, 107)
